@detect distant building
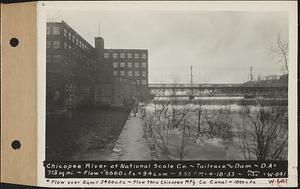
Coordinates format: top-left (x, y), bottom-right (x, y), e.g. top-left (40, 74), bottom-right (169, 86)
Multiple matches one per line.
top-left (94, 38), bottom-right (148, 91)
top-left (265, 74), bottom-right (280, 81)
top-left (46, 21), bottom-right (96, 110)
top-left (104, 49), bottom-right (148, 87)
top-left (94, 37), bottom-right (147, 105)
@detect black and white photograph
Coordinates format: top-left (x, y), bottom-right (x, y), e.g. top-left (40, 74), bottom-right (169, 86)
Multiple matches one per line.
top-left (45, 4), bottom-right (290, 163)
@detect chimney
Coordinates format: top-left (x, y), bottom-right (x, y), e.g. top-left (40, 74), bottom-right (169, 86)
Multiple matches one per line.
top-left (94, 37), bottom-right (104, 58)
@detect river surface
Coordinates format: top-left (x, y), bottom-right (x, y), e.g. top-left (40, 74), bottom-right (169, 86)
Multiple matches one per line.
top-left (46, 108), bottom-right (130, 161)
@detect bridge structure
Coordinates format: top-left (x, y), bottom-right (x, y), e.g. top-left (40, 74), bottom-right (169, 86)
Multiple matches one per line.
top-left (147, 83), bottom-right (288, 98)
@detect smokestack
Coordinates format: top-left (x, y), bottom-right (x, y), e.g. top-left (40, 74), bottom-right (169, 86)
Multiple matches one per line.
top-left (95, 17), bottom-right (104, 58)
top-left (94, 37), bottom-right (104, 58)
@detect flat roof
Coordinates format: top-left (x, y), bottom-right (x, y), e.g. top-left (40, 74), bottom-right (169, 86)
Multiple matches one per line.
top-left (104, 49), bottom-right (148, 52)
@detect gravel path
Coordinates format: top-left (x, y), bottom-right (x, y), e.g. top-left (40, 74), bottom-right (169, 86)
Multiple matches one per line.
top-left (110, 112), bottom-right (153, 160)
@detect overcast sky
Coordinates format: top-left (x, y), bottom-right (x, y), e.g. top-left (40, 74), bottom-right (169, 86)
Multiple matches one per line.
top-left (47, 10), bottom-right (288, 84)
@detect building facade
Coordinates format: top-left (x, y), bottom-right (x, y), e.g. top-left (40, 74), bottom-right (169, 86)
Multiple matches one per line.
top-left (46, 21), bottom-right (96, 111)
top-left (47, 21), bottom-right (148, 110)
top-left (103, 49), bottom-right (148, 87)
top-left (93, 37), bottom-right (141, 106)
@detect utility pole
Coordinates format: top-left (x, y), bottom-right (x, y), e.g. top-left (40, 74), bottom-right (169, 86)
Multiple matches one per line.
top-left (98, 17), bottom-right (101, 37)
top-left (250, 66), bottom-right (253, 87)
top-left (189, 65), bottom-right (194, 100)
top-left (190, 65), bottom-right (193, 85)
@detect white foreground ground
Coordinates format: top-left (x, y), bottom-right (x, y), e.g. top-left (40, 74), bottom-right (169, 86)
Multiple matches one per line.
top-left (110, 112), bottom-right (154, 160)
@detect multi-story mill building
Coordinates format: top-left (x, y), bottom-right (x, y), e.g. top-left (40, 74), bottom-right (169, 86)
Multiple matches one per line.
top-left (93, 37), bottom-right (148, 106)
top-left (46, 20), bottom-right (148, 110)
top-left (103, 49), bottom-right (148, 86)
top-left (46, 21), bottom-right (96, 110)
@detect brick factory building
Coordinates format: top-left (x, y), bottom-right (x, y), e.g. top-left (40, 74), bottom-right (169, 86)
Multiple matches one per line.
top-left (46, 21), bottom-right (148, 111)
top-left (94, 36), bottom-right (149, 106)
top-left (46, 21), bottom-right (96, 111)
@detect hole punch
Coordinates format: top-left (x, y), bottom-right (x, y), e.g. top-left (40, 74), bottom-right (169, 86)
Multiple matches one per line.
top-left (11, 140), bottom-right (21, 150)
top-left (10, 38), bottom-right (19, 47)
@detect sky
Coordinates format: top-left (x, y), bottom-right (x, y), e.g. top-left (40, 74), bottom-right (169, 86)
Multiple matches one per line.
top-left (47, 10), bottom-right (288, 84)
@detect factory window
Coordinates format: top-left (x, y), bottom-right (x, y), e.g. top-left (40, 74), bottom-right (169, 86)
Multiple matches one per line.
top-left (76, 38), bottom-right (78, 45)
top-left (142, 80), bottom-right (147, 85)
top-left (72, 36), bottom-right (75, 43)
top-left (127, 53), bottom-right (132, 59)
top-left (142, 53), bottom-right (147, 59)
top-left (53, 55), bottom-right (60, 64)
top-left (46, 27), bottom-right (51, 35)
top-left (113, 62), bottom-right (118, 68)
top-left (68, 45), bottom-right (71, 50)
top-left (79, 41), bottom-right (82, 48)
top-left (120, 71), bottom-right (125, 76)
top-left (120, 53), bottom-right (125, 59)
top-left (64, 42), bottom-right (68, 49)
top-left (128, 71), bottom-right (132, 77)
top-left (104, 53), bottom-right (110, 58)
top-left (113, 71), bottom-right (118, 76)
top-left (120, 62), bottom-right (125, 68)
top-left (64, 28), bottom-right (68, 37)
top-left (142, 62), bottom-right (147, 68)
top-left (136, 80), bottom-right (140, 85)
top-left (127, 62), bottom-right (132, 68)
top-left (52, 41), bottom-right (61, 49)
top-left (135, 71), bottom-right (139, 76)
top-left (135, 62), bottom-right (139, 68)
top-left (113, 53), bottom-right (118, 58)
top-left (142, 71), bottom-right (147, 77)
top-left (134, 53), bottom-right (140, 59)
top-left (68, 32), bottom-right (71, 40)
top-left (53, 27), bottom-right (60, 35)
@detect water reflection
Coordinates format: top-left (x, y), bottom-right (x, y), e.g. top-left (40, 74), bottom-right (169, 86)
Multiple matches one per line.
top-left (46, 107), bottom-right (130, 161)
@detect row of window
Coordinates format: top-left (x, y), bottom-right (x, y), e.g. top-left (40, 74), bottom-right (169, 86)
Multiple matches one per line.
top-left (46, 55), bottom-right (61, 63)
top-left (118, 78), bottom-right (146, 85)
top-left (104, 52), bottom-right (147, 59)
top-left (47, 40), bottom-right (89, 61)
top-left (113, 70), bottom-right (147, 77)
top-left (47, 55), bottom-right (93, 69)
top-left (63, 28), bottom-right (90, 52)
top-left (113, 62), bottom-right (147, 68)
top-left (138, 80), bottom-right (147, 85)
top-left (47, 26), bottom-right (60, 35)
top-left (47, 41), bottom-right (61, 49)
top-left (116, 78), bottom-right (147, 85)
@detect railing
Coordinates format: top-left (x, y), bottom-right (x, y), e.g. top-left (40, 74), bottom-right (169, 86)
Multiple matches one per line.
top-left (148, 83), bottom-right (288, 88)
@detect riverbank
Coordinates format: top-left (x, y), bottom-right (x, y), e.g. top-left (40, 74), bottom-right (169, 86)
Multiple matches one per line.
top-left (153, 97), bottom-right (287, 106)
top-left (110, 112), bottom-right (155, 160)
top-left (143, 103), bottom-right (288, 160)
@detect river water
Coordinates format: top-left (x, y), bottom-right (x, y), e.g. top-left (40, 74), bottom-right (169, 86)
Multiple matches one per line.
top-left (46, 107), bottom-right (130, 161)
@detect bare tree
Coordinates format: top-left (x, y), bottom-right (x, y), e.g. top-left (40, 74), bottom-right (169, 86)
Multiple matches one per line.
top-left (148, 100), bottom-right (195, 160)
top-left (146, 83), bottom-right (198, 160)
top-left (271, 33), bottom-right (289, 73)
top-left (203, 108), bottom-right (232, 140)
top-left (196, 100), bottom-right (204, 137)
top-left (238, 106), bottom-right (288, 160)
